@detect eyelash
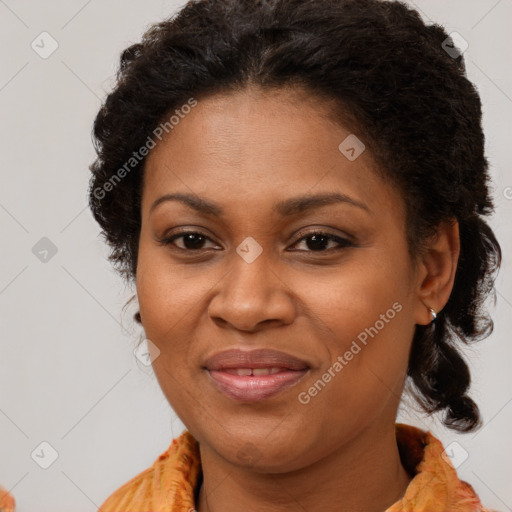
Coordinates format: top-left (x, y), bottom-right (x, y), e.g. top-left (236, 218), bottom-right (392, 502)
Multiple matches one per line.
top-left (157, 229), bottom-right (355, 254)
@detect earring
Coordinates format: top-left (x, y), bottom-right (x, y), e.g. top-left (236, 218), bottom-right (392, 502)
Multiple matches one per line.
top-left (429, 307), bottom-right (437, 323)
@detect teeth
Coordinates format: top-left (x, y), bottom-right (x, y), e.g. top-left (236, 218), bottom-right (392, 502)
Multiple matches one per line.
top-left (235, 368), bottom-right (252, 376)
top-left (252, 368), bottom-right (272, 376)
top-left (232, 367), bottom-right (284, 376)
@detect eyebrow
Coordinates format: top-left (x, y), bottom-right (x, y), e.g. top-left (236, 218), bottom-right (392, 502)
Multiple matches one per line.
top-left (149, 191), bottom-right (371, 217)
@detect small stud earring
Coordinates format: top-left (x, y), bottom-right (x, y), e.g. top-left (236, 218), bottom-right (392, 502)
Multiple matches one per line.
top-left (429, 307), bottom-right (437, 323)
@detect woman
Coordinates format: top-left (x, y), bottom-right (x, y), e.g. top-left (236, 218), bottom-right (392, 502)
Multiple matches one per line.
top-left (87, 0), bottom-right (502, 510)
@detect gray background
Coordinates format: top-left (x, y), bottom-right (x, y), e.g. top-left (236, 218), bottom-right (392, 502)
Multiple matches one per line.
top-left (0, 0), bottom-right (511, 510)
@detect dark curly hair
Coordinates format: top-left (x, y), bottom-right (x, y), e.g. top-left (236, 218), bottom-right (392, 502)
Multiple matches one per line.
top-left (88, 0), bottom-right (501, 432)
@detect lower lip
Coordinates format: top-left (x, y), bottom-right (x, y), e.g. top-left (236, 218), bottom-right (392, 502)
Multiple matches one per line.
top-left (206, 369), bottom-right (309, 402)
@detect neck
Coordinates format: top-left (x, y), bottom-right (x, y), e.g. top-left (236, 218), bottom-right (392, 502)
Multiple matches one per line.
top-left (196, 421), bottom-right (412, 512)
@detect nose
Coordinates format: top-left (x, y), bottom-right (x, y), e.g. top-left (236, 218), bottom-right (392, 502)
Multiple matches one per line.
top-left (207, 249), bottom-right (296, 332)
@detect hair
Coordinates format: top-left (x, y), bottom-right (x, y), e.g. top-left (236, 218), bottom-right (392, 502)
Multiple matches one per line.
top-left (88, 0), bottom-right (501, 432)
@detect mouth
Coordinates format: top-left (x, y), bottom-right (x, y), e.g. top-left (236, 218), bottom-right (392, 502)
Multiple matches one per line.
top-left (203, 348), bottom-right (310, 402)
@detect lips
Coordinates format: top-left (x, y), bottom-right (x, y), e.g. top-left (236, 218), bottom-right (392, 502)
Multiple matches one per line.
top-left (222, 367), bottom-right (284, 376)
top-left (203, 348), bottom-right (309, 371)
top-left (203, 348), bottom-right (310, 402)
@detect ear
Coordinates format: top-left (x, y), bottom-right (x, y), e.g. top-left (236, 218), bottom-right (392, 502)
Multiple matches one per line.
top-left (413, 219), bottom-right (460, 325)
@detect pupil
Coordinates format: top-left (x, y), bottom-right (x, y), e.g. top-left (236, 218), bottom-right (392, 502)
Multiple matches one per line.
top-left (184, 233), bottom-right (205, 249)
top-left (307, 234), bottom-right (328, 251)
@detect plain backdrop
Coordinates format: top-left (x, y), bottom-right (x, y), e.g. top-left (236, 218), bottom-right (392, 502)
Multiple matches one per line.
top-left (1, 1), bottom-right (511, 510)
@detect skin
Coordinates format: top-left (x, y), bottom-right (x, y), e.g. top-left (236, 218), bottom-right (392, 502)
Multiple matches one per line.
top-left (136, 85), bottom-right (460, 512)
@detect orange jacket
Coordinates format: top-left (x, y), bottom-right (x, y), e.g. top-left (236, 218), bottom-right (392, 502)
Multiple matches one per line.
top-left (94, 423), bottom-right (492, 512)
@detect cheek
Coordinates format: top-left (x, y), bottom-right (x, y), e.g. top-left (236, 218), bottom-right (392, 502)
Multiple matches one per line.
top-left (136, 238), bottom-right (201, 378)
top-left (136, 230), bottom-right (209, 335)
top-left (135, 232), bottom-right (231, 418)
top-left (297, 247), bottom-right (415, 416)
top-left (136, 259), bottom-right (200, 421)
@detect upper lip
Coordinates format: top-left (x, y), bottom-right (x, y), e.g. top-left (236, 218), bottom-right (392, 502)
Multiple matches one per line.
top-left (203, 348), bottom-right (310, 371)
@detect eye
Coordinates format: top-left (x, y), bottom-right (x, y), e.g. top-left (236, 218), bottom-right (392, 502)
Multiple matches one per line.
top-left (290, 230), bottom-right (354, 252)
top-left (157, 230), bottom-right (219, 251)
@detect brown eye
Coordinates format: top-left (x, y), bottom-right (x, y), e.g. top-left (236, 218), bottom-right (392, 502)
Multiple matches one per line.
top-left (158, 230), bottom-right (218, 251)
top-left (291, 231), bottom-right (354, 252)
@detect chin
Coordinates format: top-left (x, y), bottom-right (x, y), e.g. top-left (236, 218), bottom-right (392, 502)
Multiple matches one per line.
top-left (199, 424), bottom-right (317, 472)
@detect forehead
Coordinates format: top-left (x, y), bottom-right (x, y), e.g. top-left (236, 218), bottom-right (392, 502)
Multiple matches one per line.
top-left (142, 87), bottom-right (402, 220)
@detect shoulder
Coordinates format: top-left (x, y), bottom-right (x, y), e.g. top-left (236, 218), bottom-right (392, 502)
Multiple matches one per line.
top-left (99, 430), bottom-right (201, 512)
top-left (391, 423), bottom-right (494, 512)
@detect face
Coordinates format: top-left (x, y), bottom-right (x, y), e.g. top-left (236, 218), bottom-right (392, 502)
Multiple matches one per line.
top-left (136, 86), bottom-right (421, 472)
